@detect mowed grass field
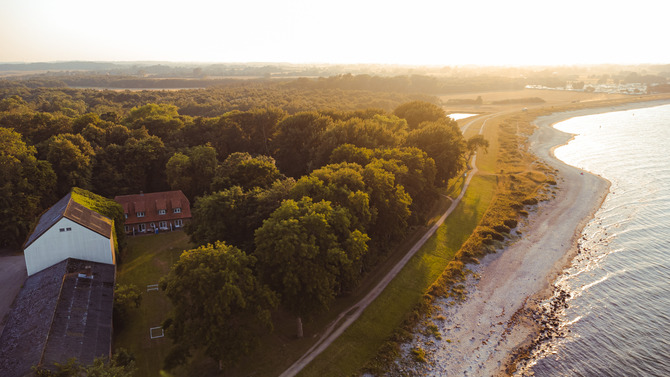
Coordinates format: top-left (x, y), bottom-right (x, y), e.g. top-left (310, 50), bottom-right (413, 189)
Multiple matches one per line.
top-left (114, 231), bottom-right (193, 377)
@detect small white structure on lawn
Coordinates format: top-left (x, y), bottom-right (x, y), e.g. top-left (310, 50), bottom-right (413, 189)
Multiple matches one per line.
top-left (23, 192), bottom-right (116, 276)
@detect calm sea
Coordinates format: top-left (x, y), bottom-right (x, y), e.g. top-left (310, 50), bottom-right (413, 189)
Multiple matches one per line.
top-left (523, 104), bottom-right (670, 376)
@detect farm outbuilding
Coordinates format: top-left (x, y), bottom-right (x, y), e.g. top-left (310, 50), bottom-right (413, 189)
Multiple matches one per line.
top-left (23, 192), bottom-right (116, 276)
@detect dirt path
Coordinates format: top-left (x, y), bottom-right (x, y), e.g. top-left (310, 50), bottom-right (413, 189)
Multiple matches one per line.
top-left (279, 119), bottom-right (491, 377)
top-left (0, 254), bottom-right (27, 335)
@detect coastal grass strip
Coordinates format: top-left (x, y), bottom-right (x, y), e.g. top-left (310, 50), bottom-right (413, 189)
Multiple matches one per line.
top-left (297, 174), bottom-right (497, 377)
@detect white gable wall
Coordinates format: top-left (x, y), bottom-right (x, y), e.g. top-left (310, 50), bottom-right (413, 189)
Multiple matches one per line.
top-left (24, 218), bottom-right (114, 276)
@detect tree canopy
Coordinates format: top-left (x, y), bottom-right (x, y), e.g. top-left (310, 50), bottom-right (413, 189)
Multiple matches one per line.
top-left (254, 197), bottom-right (369, 336)
top-left (160, 242), bottom-right (278, 370)
top-left (0, 127), bottom-right (56, 247)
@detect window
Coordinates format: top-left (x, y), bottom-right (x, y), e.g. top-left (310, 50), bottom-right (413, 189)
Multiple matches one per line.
top-left (158, 209), bottom-right (166, 215)
top-left (173, 207), bottom-right (181, 214)
top-left (59, 228), bottom-right (65, 232)
top-left (66, 227), bottom-right (71, 231)
top-left (175, 219), bottom-right (183, 228)
top-left (137, 212), bottom-right (145, 218)
top-left (150, 223), bottom-right (155, 228)
top-left (124, 225), bottom-right (130, 233)
top-left (124, 213), bottom-right (128, 219)
top-left (159, 221), bottom-right (167, 229)
top-left (139, 223), bottom-right (146, 232)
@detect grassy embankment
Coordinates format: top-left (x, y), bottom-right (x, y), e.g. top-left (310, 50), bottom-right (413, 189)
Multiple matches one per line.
top-left (298, 106), bottom-right (560, 376)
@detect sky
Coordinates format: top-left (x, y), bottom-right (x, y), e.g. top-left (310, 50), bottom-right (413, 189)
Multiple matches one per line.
top-left (1, 0), bottom-right (667, 66)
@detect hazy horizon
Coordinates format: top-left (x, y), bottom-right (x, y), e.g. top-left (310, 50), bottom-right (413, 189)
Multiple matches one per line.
top-left (2, 0), bottom-right (668, 66)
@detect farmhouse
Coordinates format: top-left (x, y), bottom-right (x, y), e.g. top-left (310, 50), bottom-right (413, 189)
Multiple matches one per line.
top-left (115, 190), bottom-right (191, 235)
top-left (23, 192), bottom-right (116, 276)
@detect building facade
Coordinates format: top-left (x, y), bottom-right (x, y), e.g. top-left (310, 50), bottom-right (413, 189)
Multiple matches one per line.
top-left (114, 190), bottom-right (191, 235)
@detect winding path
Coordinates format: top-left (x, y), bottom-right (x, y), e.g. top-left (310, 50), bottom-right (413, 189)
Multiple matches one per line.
top-left (279, 116), bottom-right (491, 377)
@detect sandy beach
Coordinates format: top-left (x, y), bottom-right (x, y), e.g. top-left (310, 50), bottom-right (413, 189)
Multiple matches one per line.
top-left (400, 99), bottom-right (670, 376)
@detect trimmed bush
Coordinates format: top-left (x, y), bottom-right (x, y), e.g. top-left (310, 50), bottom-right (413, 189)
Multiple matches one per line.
top-left (493, 224), bottom-right (511, 234)
top-left (503, 219), bottom-right (518, 229)
top-left (522, 197), bottom-right (538, 206)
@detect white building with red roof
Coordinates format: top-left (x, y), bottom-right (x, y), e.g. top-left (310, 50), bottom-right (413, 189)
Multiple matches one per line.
top-left (114, 190), bottom-right (191, 235)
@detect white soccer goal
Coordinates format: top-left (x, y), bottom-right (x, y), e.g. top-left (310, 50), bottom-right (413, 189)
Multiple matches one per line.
top-left (150, 326), bottom-right (164, 339)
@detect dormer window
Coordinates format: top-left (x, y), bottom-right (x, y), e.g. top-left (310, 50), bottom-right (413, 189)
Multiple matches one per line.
top-left (137, 211), bottom-right (145, 218)
top-left (173, 208), bottom-right (181, 214)
top-left (158, 209), bottom-right (166, 215)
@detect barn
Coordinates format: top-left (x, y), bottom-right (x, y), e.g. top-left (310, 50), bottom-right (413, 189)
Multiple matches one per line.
top-left (23, 192), bottom-right (116, 276)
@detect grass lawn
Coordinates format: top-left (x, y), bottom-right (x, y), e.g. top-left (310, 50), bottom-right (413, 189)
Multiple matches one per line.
top-left (298, 174), bottom-right (497, 377)
top-left (113, 231), bottom-right (193, 377)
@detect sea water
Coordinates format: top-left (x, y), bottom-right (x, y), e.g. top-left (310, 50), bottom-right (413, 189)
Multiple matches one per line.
top-left (523, 104), bottom-right (670, 376)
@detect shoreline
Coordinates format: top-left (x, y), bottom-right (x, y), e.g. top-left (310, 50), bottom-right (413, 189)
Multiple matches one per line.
top-left (504, 99), bottom-right (670, 373)
top-left (402, 99), bottom-right (670, 376)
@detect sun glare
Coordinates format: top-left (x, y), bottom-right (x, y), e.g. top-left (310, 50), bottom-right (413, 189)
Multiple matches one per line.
top-left (0, 0), bottom-right (668, 65)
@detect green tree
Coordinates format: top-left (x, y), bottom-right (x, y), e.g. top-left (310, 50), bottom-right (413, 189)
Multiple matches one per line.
top-left (393, 100), bottom-right (446, 130)
top-left (466, 134), bottom-right (489, 160)
top-left (405, 119), bottom-right (466, 185)
top-left (33, 349), bottom-right (136, 377)
top-left (271, 112), bottom-right (332, 177)
top-left (166, 144), bottom-right (218, 201)
top-left (362, 161), bottom-right (412, 250)
top-left (221, 108), bottom-right (286, 155)
top-left (93, 132), bottom-right (168, 196)
top-left (211, 152), bottom-right (283, 192)
top-left (43, 134), bottom-right (95, 197)
top-left (186, 178), bottom-right (294, 250)
top-left (0, 127), bottom-right (56, 248)
top-left (254, 197), bottom-right (369, 337)
top-left (372, 147), bottom-right (437, 219)
top-left (314, 115), bottom-right (407, 167)
top-left (290, 163), bottom-right (372, 231)
top-left (160, 242), bottom-right (278, 370)
top-left (113, 284), bottom-right (142, 330)
top-left (329, 143), bottom-right (374, 166)
top-left (15, 112), bottom-right (73, 145)
top-left (125, 103), bottom-right (183, 141)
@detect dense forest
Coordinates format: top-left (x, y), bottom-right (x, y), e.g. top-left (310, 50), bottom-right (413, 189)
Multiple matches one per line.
top-left (0, 79), bottom-right (490, 370)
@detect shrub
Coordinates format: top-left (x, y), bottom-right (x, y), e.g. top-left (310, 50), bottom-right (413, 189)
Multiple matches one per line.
top-left (522, 197), bottom-right (538, 206)
top-left (503, 219), bottom-right (518, 229)
top-left (411, 347), bottom-right (427, 363)
top-left (493, 224), bottom-right (511, 234)
top-left (478, 228), bottom-right (504, 241)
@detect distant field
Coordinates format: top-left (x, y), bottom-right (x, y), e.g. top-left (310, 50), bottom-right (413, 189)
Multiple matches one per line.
top-left (441, 88), bottom-right (631, 113)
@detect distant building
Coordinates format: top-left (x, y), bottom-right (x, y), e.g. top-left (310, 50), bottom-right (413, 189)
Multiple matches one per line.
top-left (0, 259), bottom-right (115, 377)
top-left (115, 190), bottom-right (191, 235)
top-left (23, 192), bottom-right (116, 277)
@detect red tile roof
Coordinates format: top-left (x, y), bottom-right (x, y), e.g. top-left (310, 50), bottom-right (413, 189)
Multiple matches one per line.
top-left (114, 190), bottom-right (191, 225)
